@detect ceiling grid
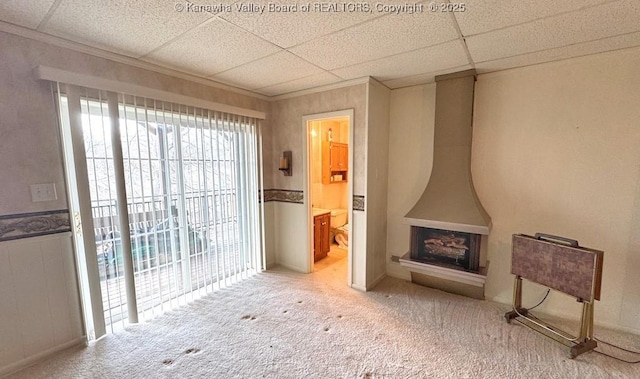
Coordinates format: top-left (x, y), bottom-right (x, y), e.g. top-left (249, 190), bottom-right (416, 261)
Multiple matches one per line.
top-left (0, 0), bottom-right (637, 96)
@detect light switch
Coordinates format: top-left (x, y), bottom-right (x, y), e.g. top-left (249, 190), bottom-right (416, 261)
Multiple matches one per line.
top-left (30, 183), bottom-right (57, 202)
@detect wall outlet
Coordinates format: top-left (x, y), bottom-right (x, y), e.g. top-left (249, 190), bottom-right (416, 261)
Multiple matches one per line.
top-left (30, 183), bottom-right (57, 202)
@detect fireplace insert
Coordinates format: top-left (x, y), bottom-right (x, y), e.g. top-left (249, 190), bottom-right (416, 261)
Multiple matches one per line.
top-left (410, 226), bottom-right (480, 272)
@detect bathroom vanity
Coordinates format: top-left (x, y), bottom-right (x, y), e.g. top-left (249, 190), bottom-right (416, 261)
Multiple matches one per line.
top-left (313, 209), bottom-right (331, 261)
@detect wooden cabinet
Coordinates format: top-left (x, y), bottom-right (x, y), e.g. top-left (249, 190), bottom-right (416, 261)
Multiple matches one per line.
top-left (322, 141), bottom-right (348, 184)
top-left (313, 212), bottom-right (331, 262)
top-left (331, 142), bottom-right (348, 171)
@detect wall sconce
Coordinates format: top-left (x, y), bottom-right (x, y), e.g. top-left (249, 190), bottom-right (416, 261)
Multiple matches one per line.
top-left (279, 151), bottom-right (292, 176)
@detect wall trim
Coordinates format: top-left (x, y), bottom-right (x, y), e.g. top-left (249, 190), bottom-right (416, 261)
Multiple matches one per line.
top-left (0, 337), bottom-right (85, 378)
top-left (353, 195), bottom-right (365, 211)
top-left (0, 21), bottom-right (270, 101)
top-left (490, 294), bottom-right (640, 335)
top-left (0, 23), bottom-right (372, 102)
top-left (0, 209), bottom-right (71, 242)
top-left (0, 231), bottom-right (72, 245)
top-left (262, 189), bottom-right (304, 204)
top-left (0, 209), bottom-right (68, 220)
top-left (274, 261), bottom-right (307, 274)
top-left (367, 273), bottom-right (387, 291)
top-left (367, 77), bottom-right (390, 91)
top-left (270, 77), bottom-right (371, 101)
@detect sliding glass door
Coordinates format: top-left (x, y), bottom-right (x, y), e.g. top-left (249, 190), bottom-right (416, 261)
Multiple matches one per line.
top-left (57, 85), bottom-right (263, 337)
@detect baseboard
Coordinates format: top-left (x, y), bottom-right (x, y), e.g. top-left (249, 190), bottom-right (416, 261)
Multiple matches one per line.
top-left (594, 318), bottom-right (640, 335)
top-left (490, 296), bottom-right (640, 336)
top-left (366, 273), bottom-right (387, 291)
top-left (275, 261), bottom-right (308, 274)
top-left (386, 261), bottom-right (412, 281)
top-left (535, 306), bottom-right (640, 336)
top-left (349, 273), bottom-right (387, 292)
top-left (0, 337), bottom-right (86, 378)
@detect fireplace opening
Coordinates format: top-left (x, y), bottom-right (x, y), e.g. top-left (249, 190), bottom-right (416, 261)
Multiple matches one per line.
top-left (410, 226), bottom-right (481, 273)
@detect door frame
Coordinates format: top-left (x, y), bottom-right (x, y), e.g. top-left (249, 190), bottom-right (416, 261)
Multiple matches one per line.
top-left (57, 85), bottom-right (107, 340)
top-left (302, 109), bottom-right (355, 286)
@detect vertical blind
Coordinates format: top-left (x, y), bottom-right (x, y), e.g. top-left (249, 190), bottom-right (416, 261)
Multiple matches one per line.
top-left (57, 85), bottom-right (264, 334)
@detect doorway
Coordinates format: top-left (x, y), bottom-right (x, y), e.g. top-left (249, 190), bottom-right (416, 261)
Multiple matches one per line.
top-left (303, 110), bottom-right (354, 285)
top-left (56, 85), bottom-right (264, 338)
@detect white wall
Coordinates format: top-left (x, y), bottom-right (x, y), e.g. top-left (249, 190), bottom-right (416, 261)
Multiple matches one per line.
top-left (365, 80), bottom-right (391, 289)
top-left (0, 31), bottom-right (269, 217)
top-left (386, 84), bottom-right (436, 280)
top-left (0, 30), bottom-right (271, 372)
top-left (268, 85), bottom-right (368, 289)
top-left (386, 46), bottom-right (640, 332)
top-left (272, 202), bottom-right (308, 272)
top-left (0, 233), bottom-right (84, 376)
top-left (351, 211), bottom-right (367, 289)
top-left (472, 47), bottom-right (640, 331)
top-left (269, 85), bottom-right (367, 194)
top-left (263, 202), bottom-right (276, 268)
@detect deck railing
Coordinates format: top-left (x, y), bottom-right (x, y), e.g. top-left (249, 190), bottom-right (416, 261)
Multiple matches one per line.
top-left (91, 190), bottom-right (243, 326)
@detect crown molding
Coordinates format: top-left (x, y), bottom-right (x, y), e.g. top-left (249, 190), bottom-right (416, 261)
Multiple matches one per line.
top-left (0, 20), bottom-right (271, 101)
top-left (270, 77), bottom-right (372, 101)
top-left (367, 76), bottom-right (390, 91)
top-left (0, 21), bottom-right (395, 103)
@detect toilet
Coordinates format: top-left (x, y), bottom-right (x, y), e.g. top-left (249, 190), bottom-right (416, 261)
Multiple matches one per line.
top-left (330, 209), bottom-right (349, 248)
top-left (330, 209), bottom-right (348, 228)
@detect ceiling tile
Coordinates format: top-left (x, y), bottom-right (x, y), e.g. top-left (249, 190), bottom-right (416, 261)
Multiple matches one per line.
top-left (15, 0), bottom-right (637, 97)
top-left (211, 51), bottom-right (324, 89)
top-left (42, 0), bottom-right (214, 57)
top-left (289, 11), bottom-right (459, 70)
top-left (143, 18), bottom-right (280, 77)
top-left (255, 72), bottom-right (343, 96)
top-left (381, 65), bottom-right (473, 89)
top-left (466, 0), bottom-right (640, 63)
top-left (219, 0), bottom-right (378, 48)
top-left (332, 40), bottom-right (469, 81)
top-left (0, 0), bottom-right (57, 29)
top-left (475, 32), bottom-right (640, 73)
top-left (454, 0), bottom-right (611, 36)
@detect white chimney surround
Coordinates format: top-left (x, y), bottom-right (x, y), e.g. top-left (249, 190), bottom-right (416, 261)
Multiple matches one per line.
top-left (403, 69), bottom-right (491, 235)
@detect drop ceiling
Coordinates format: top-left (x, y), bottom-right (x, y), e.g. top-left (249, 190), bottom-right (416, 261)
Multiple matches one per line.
top-left (1, 0), bottom-right (639, 97)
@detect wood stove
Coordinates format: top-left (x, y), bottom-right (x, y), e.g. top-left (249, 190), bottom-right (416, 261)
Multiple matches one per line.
top-left (410, 226), bottom-right (481, 273)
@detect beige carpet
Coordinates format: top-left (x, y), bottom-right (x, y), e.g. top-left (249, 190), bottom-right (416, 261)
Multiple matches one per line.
top-left (8, 250), bottom-right (640, 378)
